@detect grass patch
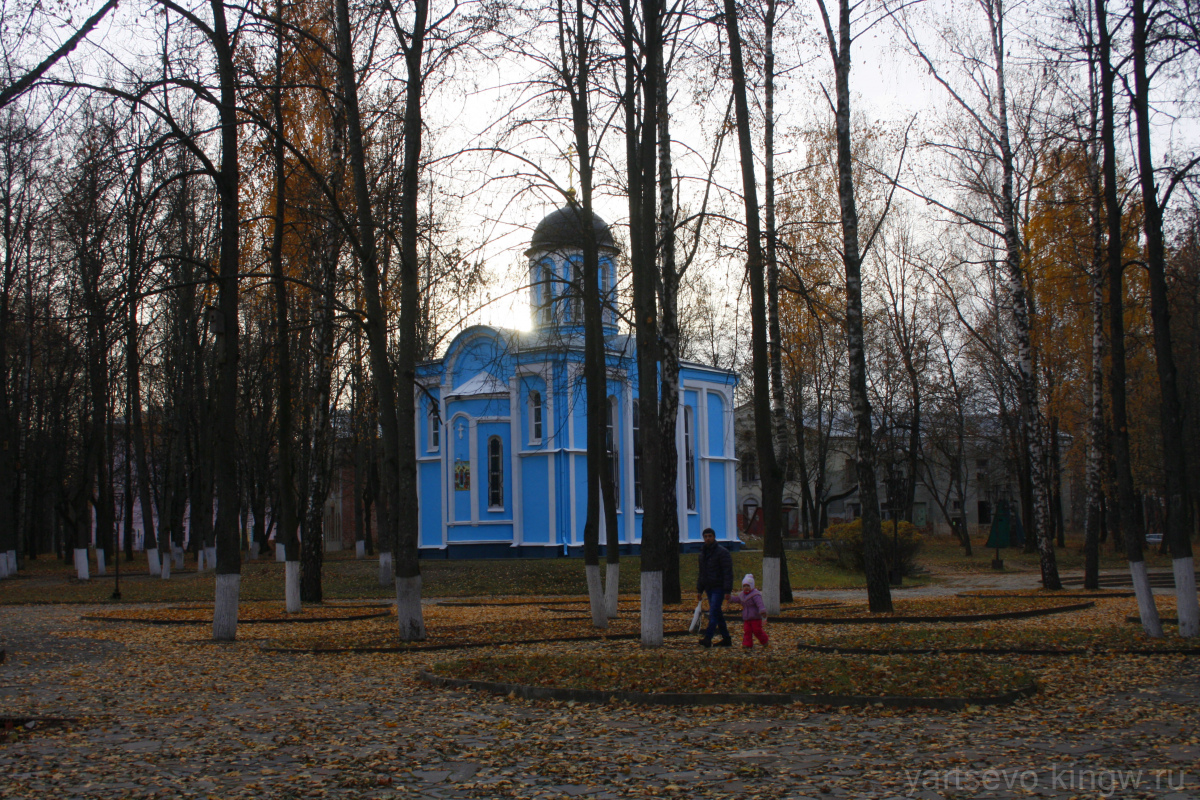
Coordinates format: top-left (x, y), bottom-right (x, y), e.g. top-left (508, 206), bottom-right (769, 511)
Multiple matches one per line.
top-left (2, 547), bottom-right (896, 605)
top-left (914, 537), bottom-right (1175, 574)
top-left (430, 651), bottom-right (1032, 698)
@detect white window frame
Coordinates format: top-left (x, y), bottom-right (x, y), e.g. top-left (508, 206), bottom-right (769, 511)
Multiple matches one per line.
top-left (427, 406), bottom-right (441, 452)
top-left (529, 390), bottom-right (543, 444)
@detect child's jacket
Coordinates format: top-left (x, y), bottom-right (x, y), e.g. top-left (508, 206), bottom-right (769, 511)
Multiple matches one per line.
top-left (727, 588), bottom-right (766, 621)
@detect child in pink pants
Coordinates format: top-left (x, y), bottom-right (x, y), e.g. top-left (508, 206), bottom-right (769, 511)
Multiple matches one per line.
top-left (727, 574), bottom-right (769, 648)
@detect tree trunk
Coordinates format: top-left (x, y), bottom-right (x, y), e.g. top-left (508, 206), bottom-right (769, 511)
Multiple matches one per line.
top-left (389, 0), bottom-right (430, 640)
top-left (560, 0), bottom-right (609, 629)
top-left (210, 0), bottom-right (243, 641)
top-left (1131, 0), bottom-right (1197, 637)
top-left (723, 0), bottom-right (786, 614)
top-left (1097, 0), bottom-right (1160, 634)
top-left (269, 0), bottom-right (301, 611)
top-left (987, 0), bottom-right (1059, 589)
top-left (625, 0), bottom-right (665, 646)
top-left (763, 0), bottom-right (791, 603)
top-left (1083, 87), bottom-right (1104, 590)
top-left (814, 0), bottom-right (892, 611)
top-left (657, 49), bottom-right (682, 607)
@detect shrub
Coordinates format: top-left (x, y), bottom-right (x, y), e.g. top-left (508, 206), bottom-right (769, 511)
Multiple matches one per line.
top-left (825, 518), bottom-right (923, 575)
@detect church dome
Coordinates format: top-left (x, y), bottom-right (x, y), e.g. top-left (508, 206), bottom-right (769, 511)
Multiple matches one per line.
top-left (529, 204), bottom-right (616, 253)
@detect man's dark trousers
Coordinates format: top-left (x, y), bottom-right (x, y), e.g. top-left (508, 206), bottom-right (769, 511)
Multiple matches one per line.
top-left (704, 589), bottom-right (730, 641)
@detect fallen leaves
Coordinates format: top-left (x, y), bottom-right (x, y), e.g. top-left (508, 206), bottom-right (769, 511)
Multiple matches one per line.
top-left (81, 602), bottom-right (392, 625)
top-left (429, 651), bottom-right (1034, 698)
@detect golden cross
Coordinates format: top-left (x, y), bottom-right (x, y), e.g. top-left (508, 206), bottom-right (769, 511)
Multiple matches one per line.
top-left (565, 143), bottom-right (576, 196)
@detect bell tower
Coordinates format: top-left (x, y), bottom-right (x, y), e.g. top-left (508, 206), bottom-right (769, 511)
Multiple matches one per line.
top-left (526, 203), bottom-right (619, 335)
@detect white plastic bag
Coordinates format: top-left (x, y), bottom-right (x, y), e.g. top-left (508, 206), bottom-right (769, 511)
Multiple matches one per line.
top-left (689, 600), bottom-right (704, 633)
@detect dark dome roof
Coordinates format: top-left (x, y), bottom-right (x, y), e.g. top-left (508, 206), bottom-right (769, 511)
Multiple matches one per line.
top-left (529, 204), bottom-right (616, 253)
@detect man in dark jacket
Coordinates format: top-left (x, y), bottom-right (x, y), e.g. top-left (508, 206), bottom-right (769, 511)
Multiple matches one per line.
top-left (696, 527), bottom-right (733, 647)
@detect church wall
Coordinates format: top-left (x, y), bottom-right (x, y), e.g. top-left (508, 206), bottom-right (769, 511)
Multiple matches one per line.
top-left (520, 455), bottom-right (552, 544)
top-left (418, 461), bottom-right (442, 548)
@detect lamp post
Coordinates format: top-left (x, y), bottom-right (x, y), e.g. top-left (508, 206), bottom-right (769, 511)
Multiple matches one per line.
top-left (112, 491), bottom-right (124, 600)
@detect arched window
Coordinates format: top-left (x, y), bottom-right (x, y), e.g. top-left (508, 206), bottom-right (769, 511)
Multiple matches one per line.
top-left (487, 437), bottom-right (504, 510)
top-left (570, 258), bottom-right (583, 322)
top-left (632, 399), bottom-right (643, 510)
top-left (684, 406), bottom-right (696, 510)
top-left (741, 497), bottom-right (760, 533)
top-left (528, 390), bottom-right (543, 444)
top-left (428, 406), bottom-right (440, 452)
top-left (606, 396), bottom-right (620, 509)
top-left (599, 259), bottom-right (612, 325)
top-left (536, 260), bottom-right (553, 325)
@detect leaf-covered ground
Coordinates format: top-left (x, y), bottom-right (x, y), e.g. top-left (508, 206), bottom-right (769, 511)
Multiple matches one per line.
top-left (432, 651), bottom-right (1032, 697)
top-left (82, 601), bottom-right (394, 624)
top-left (0, 576), bottom-right (1198, 799)
top-left (794, 595), bottom-right (1199, 653)
top-left (774, 594), bottom-right (1091, 619)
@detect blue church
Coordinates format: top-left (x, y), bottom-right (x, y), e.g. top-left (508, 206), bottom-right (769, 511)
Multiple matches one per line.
top-left (413, 205), bottom-right (740, 558)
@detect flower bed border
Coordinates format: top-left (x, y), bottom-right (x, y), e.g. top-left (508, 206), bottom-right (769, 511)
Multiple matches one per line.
top-left (416, 670), bottom-right (1038, 710)
top-left (771, 601), bottom-right (1094, 625)
top-left (956, 592), bottom-right (1134, 599)
top-left (81, 610), bottom-right (393, 626)
top-left (261, 630), bottom-right (693, 654)
top-left (796, 643), bottom-right (1200, 657)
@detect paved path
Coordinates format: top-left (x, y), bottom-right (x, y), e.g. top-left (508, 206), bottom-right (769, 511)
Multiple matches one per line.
top-left (1, 587), bottom-right (1197, 799)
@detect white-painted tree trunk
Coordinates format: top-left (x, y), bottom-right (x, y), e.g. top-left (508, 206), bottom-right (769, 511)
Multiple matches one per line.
top-left (285, 560), bottom-right (301, 613)
top-left (275, 543), bottom-right (286, 562)
top-left (212, 573), bottom-right (240, 641)
top-left (0, 554), bottom-right (8, 578)
top-left (74, 548), bottom-right (89, 580)
top-left (95, 549), bottom-right (106, 576)
top-left (172, 546), bottom-right (183, 570)
top-left (1130, 560), bottom-right (1164, 638)
top-left (206, 546), bottom-right (217, 571)
top-left (378, 552), bottom-right (393, 587)
top-left (147, 548), bottom-right (161, 576)
top-left (605, 562), bottom-right (620, 619)
top-left (160, 551), bottom-right (171, 579)
top-left (395, 575), bottom-right (425, 641)
top-left (762, 556), bottom-right (781, 615)
top-left (1173, 557), bottom-right (1198, 637)
top-left (355, 540), bottom-right (365, 559)
top-left (585, 564), bottom-right (608, 628)
top-left (641, 571), bottom-right (663, 647)
top-left (5, 552), bottom-right (14, 575)
top-left (196, 549), bottom-right (206, 572)
top-left (246, 545), bottom-right (257, 561)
